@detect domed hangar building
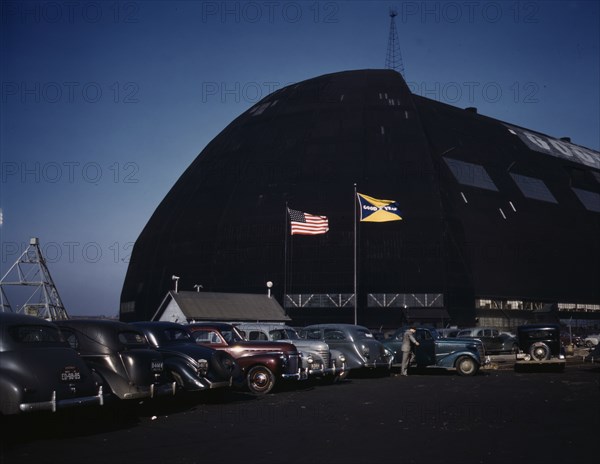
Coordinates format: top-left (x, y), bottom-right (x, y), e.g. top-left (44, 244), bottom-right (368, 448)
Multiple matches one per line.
top-left (120, 69), bottom-right (600, 329)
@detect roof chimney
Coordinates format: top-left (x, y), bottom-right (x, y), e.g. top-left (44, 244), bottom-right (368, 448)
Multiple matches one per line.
top-left (560, 137), bottom-right (571, 143)
top-left (465, 107), bottom-right (478, 114)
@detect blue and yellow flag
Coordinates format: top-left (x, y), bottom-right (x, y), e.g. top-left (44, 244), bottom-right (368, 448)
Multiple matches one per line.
top-left (357, 193), bottom-right (403, 222)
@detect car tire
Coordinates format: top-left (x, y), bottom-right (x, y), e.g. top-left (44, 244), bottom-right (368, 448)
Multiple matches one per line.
top-left (530, 342), bottom-right (551, 361)
top-left (455, 356), bottom-right (478, 376)
top-left (247, 365), bottom-right (276, 395)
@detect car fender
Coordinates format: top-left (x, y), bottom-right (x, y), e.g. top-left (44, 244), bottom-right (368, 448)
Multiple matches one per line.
top-left (329, 348), bottom-right (347, 369)
top-left (162, 356), bottom-right (206, 389)
top-left (236, 352), bottom-right (284, 375)
top-left (85, 363), bottom-right (132, 397)
top-left (0, 371), bottom-right (25, 415)
top-left (380, 341), bottom-right (403, 363)
top-left (435, 350), bottom-right (480, 369)
top-left (333, 346), bottom-right (365, 370)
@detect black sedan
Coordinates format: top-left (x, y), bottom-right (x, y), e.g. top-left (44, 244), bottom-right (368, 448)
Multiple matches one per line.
top-left (455, 327), bottom-right (518, 354)
top-left (131, 321), bottom-right (238, 393)
top-left (0, 312), bottom-right (105, 415)
top-left (56, 319), bottom-right (177, 401)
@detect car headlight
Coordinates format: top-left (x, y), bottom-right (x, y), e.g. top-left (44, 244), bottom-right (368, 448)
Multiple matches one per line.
top-left (306, 355), bottom-right (314, 364)
top-left (222, 356), bottom-right (235, 373)
top-left (338, 354), bottom-right (346, 363)
top-left (361, 345), bottom-right (370, 358)
top-left (197, 358), bottom-right (208, 376)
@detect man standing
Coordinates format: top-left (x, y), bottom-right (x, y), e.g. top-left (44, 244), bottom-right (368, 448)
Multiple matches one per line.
top-left (401, 327), bottom-right (419, 376)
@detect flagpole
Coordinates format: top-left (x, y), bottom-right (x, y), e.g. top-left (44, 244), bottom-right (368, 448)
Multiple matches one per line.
top-left (354, 183), bottom-right (358, 325)
top-left (284, 202), bottom-right (289, 307)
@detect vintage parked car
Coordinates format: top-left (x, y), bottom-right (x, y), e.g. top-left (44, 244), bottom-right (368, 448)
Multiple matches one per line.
top-left (299, 324), bottom-right (393, 374)
top-left (381, 326), bottom-right (487, 376)
top-left (56, 319), bottom-right (177, 401)
top-left (186, 322), bottom-right (305, 395)
top-left (235, 322), bottom-right (347, 382)
top-left (455, 327), bottom-right (518, 354)
top-left (583, 333), bottom-right (600, 348)
top-left (437, 328), bottom-right (460, 338)
top-left (514, 323), bottom-right (566, 371)
top-left (0, 313), bottom-right (105, 415)
top-left (560, 332), bottom-right (583, 347)
top-left (584, 343), bottom-right (600, 362)
top-left (131, 321), bottom-right (238, 393)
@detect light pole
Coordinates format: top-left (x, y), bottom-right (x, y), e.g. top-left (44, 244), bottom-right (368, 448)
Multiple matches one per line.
top-left (266, 281), bottom-right (273, 298)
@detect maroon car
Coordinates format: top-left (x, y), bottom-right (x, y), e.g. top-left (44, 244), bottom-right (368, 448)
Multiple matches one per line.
top-left (186, 322), bottom-right (305, 394)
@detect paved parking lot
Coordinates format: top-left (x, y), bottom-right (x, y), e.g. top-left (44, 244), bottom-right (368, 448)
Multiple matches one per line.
top-left (2, 358), bottom-right (598, 464)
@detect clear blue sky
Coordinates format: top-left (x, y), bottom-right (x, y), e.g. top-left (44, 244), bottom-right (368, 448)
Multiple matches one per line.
top-left (1, 1), bottom-right (599, 317)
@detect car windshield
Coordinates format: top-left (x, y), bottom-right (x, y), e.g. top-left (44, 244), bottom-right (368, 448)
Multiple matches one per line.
top-left (118, 330), bottom-right (148, 347)
top-left (353, 328), bottom-right (373, 339)
top-left (270, 329), bottom-right (299, 340)
top-left (162, 328), bottom-right (193, 343)
top-left (227, 327), bottom-right (246, 343)
top-left (428, 328), bottom-right (441, 339)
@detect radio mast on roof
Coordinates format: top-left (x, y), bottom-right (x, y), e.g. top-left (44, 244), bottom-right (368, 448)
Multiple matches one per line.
top-left (385, 9), bottom-right (405, 77)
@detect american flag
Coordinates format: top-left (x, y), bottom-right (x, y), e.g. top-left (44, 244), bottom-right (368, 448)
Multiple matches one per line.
top-left (288, 208), bottom-right (329, 235)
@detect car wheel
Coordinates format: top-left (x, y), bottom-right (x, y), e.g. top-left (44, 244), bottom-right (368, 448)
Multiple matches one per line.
top-left (455, 356), bottom-right (478, 376)
top-left (247, 365), bottom-right (276, 395)
top-left (530, 342), bottom-right (551, 361)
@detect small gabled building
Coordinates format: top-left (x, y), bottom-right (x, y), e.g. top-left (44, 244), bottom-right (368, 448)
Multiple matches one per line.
top-left (152, 291), bottom-right (291, 324)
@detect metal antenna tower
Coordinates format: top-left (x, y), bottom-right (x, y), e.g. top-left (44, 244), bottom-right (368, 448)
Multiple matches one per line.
top-left (385, 9), bottom-right (405, 77)
top-left (0, 237), bottom-right (69, 320)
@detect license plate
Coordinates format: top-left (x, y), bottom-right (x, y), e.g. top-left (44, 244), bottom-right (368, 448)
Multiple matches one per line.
top-left (151, 359), bottom-right (163, 372)
top-left (61, 366), bottom-right (81, 382)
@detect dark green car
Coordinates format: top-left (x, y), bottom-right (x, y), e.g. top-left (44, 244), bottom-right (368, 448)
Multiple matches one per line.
top-left (381, 326), bottom-right (487, 376)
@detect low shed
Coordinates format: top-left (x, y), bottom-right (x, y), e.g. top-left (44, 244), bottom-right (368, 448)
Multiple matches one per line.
top-left (152, 291), bottom-right (291, 323)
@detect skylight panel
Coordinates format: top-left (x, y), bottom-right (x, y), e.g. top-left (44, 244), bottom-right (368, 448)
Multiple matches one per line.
top-left (510, 173), bottom-right (557, 203)
top-left (572, 188), bottom-right (600, 213)
top-left (443, 158), bottom-right (498, 191)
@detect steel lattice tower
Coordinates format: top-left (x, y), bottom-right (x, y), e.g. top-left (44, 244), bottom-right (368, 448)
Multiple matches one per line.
top-left (0, 237), bottom-right (69, 320)
top-left (385, 9), bottom-right (405, 77)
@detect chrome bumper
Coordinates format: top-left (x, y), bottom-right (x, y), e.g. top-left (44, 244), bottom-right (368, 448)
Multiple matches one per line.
top-left (20, 386), bottom-right (105, 413)
top-left (281, 369), bottom-right (308, 381)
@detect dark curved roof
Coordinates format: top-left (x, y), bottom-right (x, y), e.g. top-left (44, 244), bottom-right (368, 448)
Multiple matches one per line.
top-left (120, 69), bottom-right (600, 324)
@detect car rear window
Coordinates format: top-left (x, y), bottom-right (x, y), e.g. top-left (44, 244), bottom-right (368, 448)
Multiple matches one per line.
top-left (11, 325), bottom-right (65, 345)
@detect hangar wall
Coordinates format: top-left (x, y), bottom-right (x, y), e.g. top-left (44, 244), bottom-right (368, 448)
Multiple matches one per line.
top-left (120, 69), bottom-right (600, 327)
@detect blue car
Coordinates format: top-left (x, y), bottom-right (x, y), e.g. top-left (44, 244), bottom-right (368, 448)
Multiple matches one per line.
top-left (381, 326), bottom-right (487, 376)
